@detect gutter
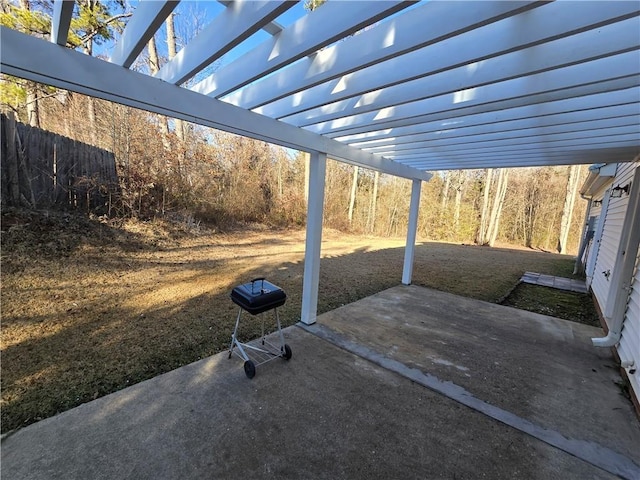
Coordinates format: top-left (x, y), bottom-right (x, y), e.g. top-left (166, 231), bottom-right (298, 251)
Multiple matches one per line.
top-left (580, 163), bottom-right (618, 199)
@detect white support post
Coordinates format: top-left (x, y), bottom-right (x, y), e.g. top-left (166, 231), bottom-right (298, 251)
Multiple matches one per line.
top-left (402, 179), bottom-right (422, 285)
top-left (301, 152), bottom-right (327, 325)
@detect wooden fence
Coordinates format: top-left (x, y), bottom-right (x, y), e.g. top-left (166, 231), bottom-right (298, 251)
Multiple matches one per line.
top-left (1, 113), bottom-right (118, 213)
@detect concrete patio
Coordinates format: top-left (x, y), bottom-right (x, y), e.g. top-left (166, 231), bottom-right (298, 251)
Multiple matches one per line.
top-left (2, 285), bottom-right (639, 479)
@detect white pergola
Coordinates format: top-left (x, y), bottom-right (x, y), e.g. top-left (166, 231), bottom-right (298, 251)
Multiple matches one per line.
top-left (1, 0), bottom-right (639, 324)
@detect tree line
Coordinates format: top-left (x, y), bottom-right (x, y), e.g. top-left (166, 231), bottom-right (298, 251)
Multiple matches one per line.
top-left (0, 0), bottom-right (587, 254)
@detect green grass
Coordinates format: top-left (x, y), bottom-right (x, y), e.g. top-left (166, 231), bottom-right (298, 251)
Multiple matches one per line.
top-left (501, 283), bottom-right (600, 327)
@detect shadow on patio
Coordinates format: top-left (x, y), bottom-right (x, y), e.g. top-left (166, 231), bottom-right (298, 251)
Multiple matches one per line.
top-left (2, 285), bottom-right (639, 480)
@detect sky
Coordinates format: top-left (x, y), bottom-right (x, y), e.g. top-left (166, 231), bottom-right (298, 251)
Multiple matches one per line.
top-left (119, 0), bottom-right (310, 73)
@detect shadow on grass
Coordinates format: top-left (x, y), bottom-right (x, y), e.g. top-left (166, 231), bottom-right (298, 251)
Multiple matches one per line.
top-left (1, 234), bottom-right (582, 433)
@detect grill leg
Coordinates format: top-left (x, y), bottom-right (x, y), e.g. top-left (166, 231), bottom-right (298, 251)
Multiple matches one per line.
top-left (261, 312), bottom-right (266, 345)
top-left (228, 308), bottom-right (243, 358)
top-left (275, 308), bottom-right (285, 349)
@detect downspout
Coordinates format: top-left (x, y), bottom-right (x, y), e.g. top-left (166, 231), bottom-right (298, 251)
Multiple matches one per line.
top-left (576, 163), bottom-right (611, 278)
top-left (592, 167), bottom-right (640, 347)
top-left (573, 197), bottom-right (592, 275)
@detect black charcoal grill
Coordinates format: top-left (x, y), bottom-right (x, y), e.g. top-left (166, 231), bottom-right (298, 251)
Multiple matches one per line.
top-left (228, 278), bottom-right (291, 378)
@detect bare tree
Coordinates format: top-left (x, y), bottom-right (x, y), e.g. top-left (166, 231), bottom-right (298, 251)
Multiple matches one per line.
top-left (165, 12), bottom-right (185, 142)
top-left (440, 171), bottom-right (450, 214)
top-left (17, 0), bottom-right (40, 127)
top-left (486, 168), bottom-right (509, 246)
top-left (147, 36), bottom-right (172, 151)
top-left (348, 166), bottom-right (358, 224)
top-left (476, 168), bottom-right (493, 244)
top-left (453, 170), bottom-right (465, 230)
top-left (368, 171), bottom-right (380, 233)
top-left (557, 165), bottom-right (581, 254)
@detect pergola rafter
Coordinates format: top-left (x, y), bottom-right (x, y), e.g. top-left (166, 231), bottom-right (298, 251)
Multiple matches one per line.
top-left (256, 13), bottom-right (639, 121)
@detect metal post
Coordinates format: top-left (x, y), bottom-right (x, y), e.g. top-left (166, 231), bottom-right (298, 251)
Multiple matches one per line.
top-left (402, 179), bottom-right (422, 285)
top-left (301, 151), bottom-right (327, 325)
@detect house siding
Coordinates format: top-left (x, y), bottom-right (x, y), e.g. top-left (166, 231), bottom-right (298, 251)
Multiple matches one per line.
top-left (590, 163), bottom-right (636, 318)
top-left (619, 248), bottom-right (640, 400)
top-left (584, 183), bottom-right (610, 283)
top-left (583, 161), bottom-right (640, 407)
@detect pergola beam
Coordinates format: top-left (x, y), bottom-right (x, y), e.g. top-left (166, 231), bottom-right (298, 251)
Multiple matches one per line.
top-left (347, 101), bottom-right (640, 148)
top-left (365, 122), bottom-right (640, 155)
top-left (401, 145), bottom-right (639, 167)
top-left (109, 0), bottom-right (179, 68)
top-left (193, 0), bottom-right (413, 98)
top-left (297, 49), bottom-right (639, 133)
top-left (156, 1), bottom-right (294, 85)
top-left (0, 26), bottom-right (431, 182)
top-left (309, 73), bottom-right (639, 138)
top-left (224, 0), bottom-right (544, 109)
top-left (390, 136), bottom-right (640, 161)
top-left (404, 149), bottom-right (639, 171)
top-left (262, 11), bottom-right (639, 121)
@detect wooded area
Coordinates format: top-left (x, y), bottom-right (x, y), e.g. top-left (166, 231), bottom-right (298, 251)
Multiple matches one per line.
top-left (0, 0), bottom-right (588, 254)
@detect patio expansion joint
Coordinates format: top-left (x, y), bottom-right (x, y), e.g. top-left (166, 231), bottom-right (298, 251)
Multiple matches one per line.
top-left (297, 322), bottom-right (640, 480)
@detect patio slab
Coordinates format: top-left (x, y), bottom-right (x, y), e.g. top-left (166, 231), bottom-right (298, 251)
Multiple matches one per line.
top-left (2, 286), bottom-right (639, 480)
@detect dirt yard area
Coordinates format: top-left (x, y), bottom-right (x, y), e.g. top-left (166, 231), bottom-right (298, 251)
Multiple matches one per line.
top-left (1, 210), bottom-right (584, 433)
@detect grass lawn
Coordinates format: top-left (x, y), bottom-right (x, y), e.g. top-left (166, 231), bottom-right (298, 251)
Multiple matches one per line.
top-left (1, 210), bottom-right (595, 433)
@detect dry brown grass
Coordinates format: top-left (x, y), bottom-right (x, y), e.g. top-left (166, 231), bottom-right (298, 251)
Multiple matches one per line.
top-left (1, 211), bottom-right (579, 433)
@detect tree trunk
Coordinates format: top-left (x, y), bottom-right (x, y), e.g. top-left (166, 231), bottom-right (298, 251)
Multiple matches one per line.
top-left (348, 166), bottom-right (358, 224)
top-left (147, 36), bottom-right (172, 150)
top-left (368, 171), bottom-right (380, 234)
top-left (440, 171), bottom-right (450, 214)
top-left (166, 12), bottom-right (185, 142)
top-left (25, 82), bottom-right (40, 128)
top-left (477, 168), bottom-right (493, 244)
top-left (18, 0), bottom-right (40, 127)
top-left (453, 171), bottom-right (464, 230)
top-left (6, 112), bottom-right (21, 205)
top-left (82, 22), bottom-right (99, 144)
top-left (557, 165), bottom-right (581, 254)
top-left (488, 169), bottom-right (509, 246)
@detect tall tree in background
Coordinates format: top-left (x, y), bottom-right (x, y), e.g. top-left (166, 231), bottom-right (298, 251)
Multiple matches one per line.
top-left (476, 168), bottom-right (493, 244)
top-left (440, 171), bottom-right (451, 214)
top-left (557, 164), bottom-right (581, 254)
top-left (165, 11), bottom-right (185, 142)
top-left (304, 0), bottom-right (326, 11)
top-left (486, 168), bottom-right (509, 246)
top-left (76, 0), bottom-right (128, 143)
top-left (1, 0), bottom-right (47, 126)
top-left (348, 166), bottom-right (358, 224)
top-left (453, 170), bottom-right (465, 231)
top-left (146, 35), bottom-right (172, 150)
top-left (0, 0), bottom-right (128, 131)
top-left (367, 171), bottom-right (380, 233)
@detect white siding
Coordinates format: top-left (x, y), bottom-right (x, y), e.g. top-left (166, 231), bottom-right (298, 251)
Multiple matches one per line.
top-left (619, 249), bottom-right (640, 401)
top-left (585, 182), bottom-right (613, 287)
top-left (591, 163), bottom-right (636, 318)
top-left (616, 162), bottom-right (640, 403)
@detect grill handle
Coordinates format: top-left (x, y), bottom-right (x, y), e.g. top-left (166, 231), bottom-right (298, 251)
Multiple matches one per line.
top-left (250, 277), bottom-right (266, 294)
